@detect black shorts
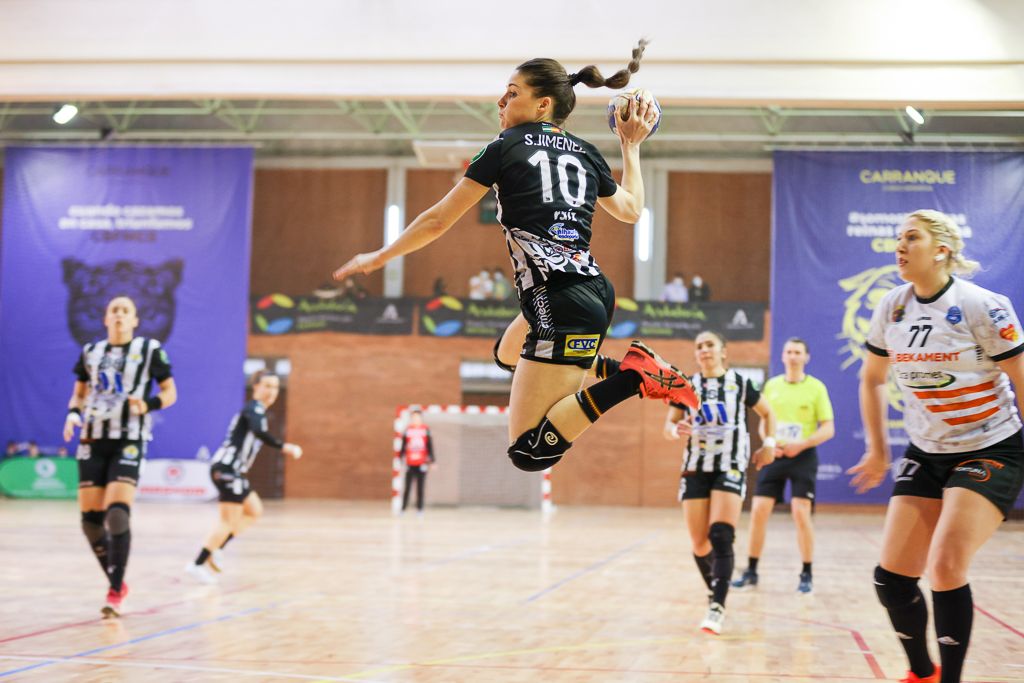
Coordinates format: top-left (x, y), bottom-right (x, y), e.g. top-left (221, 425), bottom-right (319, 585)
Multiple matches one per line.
top-left (892, 430), bottom-right (1024, 519)
top-left (211, 465), bottom-right (251, 504)
top-left (754, 448), bottom-right (818, 502)
top-left (76, 439), bottom-right (146, 488)
top-left (520, 274), bottom-right (615, 369)
top-left (679, 468), bottom-right (747, 501)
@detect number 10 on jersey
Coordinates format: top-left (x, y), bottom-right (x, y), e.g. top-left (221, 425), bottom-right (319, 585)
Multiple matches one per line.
top-left (528, 151), bottom-right (587, 207)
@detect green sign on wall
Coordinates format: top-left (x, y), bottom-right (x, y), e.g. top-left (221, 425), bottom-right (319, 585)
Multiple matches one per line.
top-left (0, 457), bottom-right (78, 499)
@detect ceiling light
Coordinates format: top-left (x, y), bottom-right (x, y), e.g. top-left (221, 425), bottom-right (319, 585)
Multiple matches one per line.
top-left (904, 106), bottom-right (924, 125)
top-left (52, 104), bottom-right (78, 125)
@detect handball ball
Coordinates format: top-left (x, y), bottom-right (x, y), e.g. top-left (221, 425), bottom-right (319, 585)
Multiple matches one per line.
top-left (607, 88), bottom-right (661, 139)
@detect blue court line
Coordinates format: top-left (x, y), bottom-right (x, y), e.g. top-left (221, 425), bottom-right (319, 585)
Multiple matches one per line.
top-left (523, 534), bottom-right (658, 603)
top-left (0, 601), bottom-right (283, 678)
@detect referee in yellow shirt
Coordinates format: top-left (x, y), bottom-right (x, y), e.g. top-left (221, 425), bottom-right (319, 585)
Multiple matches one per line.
top-left (733, 337), bottom-right (834, 594)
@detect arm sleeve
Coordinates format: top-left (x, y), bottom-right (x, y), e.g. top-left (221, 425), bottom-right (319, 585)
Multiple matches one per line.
top-left (73, 347), bottom-right (89, 382)
top-left (244, 403), bottom-right (284, 449)
top-left (970, 291), bottom-right (1024, 362)
top-left (426, 431), bottom-right (435, 462)
top-left (864, 292), bottom-right (891, 357)
top-left (592, 148), bottom-right (618, 198)
top-left (464, 137), bottom-right (503, 187)
top-left (148, 342), bottom-right (173, 382)
top-left (399, 432), bottom-right (408, 458)
top-left (743, 377), bottom-right (762, 408)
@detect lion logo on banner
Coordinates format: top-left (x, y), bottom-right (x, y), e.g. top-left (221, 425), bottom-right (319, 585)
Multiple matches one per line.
top-left (62, 258), bottom-right (184, 345)
top-left (837, 264), bottom-right (904, 412)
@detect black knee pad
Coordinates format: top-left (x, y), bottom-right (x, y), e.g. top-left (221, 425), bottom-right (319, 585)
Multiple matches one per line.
top-left (105, 502), bottom-right (131, 536)
top-left (508, 419), bottom-right (570, 472)
top-left (81, 510), bottom-right (105, 543)
top-left (708, 522), bottom-right (735, 553)
top-left (874, 565), bottom-right (923, 609)
top-left (493, 335), bottom-right (516, 374)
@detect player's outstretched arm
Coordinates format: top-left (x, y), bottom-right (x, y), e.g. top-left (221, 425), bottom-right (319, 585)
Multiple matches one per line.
top-left (333, 178), bottom-right (489, 282)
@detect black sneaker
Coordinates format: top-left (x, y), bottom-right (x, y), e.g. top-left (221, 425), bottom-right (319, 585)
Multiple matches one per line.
top-left (797, 571), bottom-right (813, 595)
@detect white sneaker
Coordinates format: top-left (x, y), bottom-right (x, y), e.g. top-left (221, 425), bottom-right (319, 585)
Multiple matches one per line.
top-left (185, 562), bottom-right (217, 585)
top-left (700, 602), bottom-right (726, 635)
top-left (207, 549), bottom-right (225, 573)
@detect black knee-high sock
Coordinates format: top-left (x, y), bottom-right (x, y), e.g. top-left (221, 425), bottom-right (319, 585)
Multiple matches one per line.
top-left (105, 503), bottom-right (132, 592)
top-left (594, 355), bottom-right (621, 379)
top-left (576, 371), bottom-right (642, 422)
top-left (81, 510), bottom-right (109, 576)
top-left (708, 522), bottom-right (735, 607)
top-left (875, 567), bottom-right (933, 678)
top-left (933, 584), bottom-right (972, 683)
top-left (693, 552), bottom-right (714, 592)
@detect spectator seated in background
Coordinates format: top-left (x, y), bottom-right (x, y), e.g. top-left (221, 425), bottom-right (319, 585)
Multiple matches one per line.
top-left (689, 274), bottom-right (711, 302)
top-left (27, 441), bottom-right (40, 458)
top-left (341, 277), bottom-right (368, 300)
top-left (660, 272), bottom-right (690, 303)
top-left (468, 270), bottom-right (493, 300)
top-left (4, 440), bottom-right (18, 459)
top-left (491, 268), bottom-right (512, 300)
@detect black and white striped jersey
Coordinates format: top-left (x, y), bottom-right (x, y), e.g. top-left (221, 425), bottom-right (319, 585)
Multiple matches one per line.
top-left (464, 122), bottom-right (618, 296)
top-left (210, 399), bottom-right (284, 474)
top-left (671, 369), bottom-right (761, 473)
top-left (73, 337), bottom-right (172, 441)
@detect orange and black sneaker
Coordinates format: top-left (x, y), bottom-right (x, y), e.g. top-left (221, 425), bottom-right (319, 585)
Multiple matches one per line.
top-left (619, 340), bottom-right (700, 409)
top-left (899, 665), bottom-right (940, 683)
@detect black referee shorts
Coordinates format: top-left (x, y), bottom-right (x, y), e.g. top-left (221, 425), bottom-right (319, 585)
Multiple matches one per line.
top-left (892, 430), bottom-right (1024, 519)
top-left (754, 448), bottom-right (818, 502)
top-left (520, 273), bottom-right (615, 369)
top-left (76, 438), bottom-right (146, 488)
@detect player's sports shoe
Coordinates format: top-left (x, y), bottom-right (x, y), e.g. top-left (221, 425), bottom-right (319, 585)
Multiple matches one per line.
top-left (206, 549), bottom-right (225, 574)
top-left (185, 562), bottom-right (218, 585)
top-left (101, 582), bottom-right (129, 618)
top-left (899, 665), bottom-right (940, 683)
top-left (797, 571), bottom-right (813, 595)
top-left (700, 602), bottom-right (726, 635)
top-left (619, 341), bottom-right (700, 409)
top-left (732, 568), bottom-right (759, 590)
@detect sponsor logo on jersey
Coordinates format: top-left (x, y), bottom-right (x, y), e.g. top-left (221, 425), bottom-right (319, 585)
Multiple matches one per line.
top-left (564, 334), bottom-right (600, 357)
top-left (122, 444), bottom-right (140, 459)
top-left (953, 458), bottom-right (1004, 483)
top-left (892, 305), bottom-right (905, 323)
top-left (989, 307), bottom-right (1009, 324)
top-left (470, 144), bottom-right (488, 163)
top-left (946, 306), bottom-right (962, 325)
top-left (1000, 324), bottom-right (1019, 342)
top-left (726, 469), bottom-right (742, 482)
top-left (901, 371), bottom-right (956, 389)
top-left (548, 223), bottom-right (580, 242)
top-left (541, 123), bottom-right (563, 135)
top-left (893, 351), bottom-right (961, 363)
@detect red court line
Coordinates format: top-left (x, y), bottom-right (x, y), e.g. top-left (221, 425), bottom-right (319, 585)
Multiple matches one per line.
top-left (754, 610), bottom-right (886, 680)
top-left (974, 604), bottom-right (1024, 639)
top-left (0, 583), bottom-right (259, 645)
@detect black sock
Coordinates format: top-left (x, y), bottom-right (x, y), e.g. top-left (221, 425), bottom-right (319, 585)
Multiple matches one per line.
top-left (195, 548), bottom-right (211, 566)
top-left (802, 562), bottom-right (812, 576)
top-left (748, 557), bottom-right (759, 574)
top-left (107, 530), bottom-right (131, 592)
top-left (575, 371), bottom-right (642, 422)
top-left (709, 522), bottom-right (735, 607)
top-left (594, 355), bottom-right (621, 379)
top-left (875, 567), bottom-right (933, 679)
top-left (220, 534), bottom-right (233, 549)
top-left (693, 552), bottom-right (714, 591)
top-left (81, 510), bottom-right (109, 576)
top-left (933, 584), bottom-right (972, 683)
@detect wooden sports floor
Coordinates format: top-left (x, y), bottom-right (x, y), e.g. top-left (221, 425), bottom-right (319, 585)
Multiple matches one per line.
top-left (0, 500), bottom-right (1021, 682)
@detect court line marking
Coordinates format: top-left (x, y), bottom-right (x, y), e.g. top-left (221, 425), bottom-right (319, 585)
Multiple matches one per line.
top-left (0, 582), bottom-right (259, 645)
top-left (0, 655), bottom-right (375, 682)
top-left (975, 604), bottom-right (1024, 640)
top-left (0, 598), bottom-right (292, 678)
top-left (523, 534), bottom-right (657, 603)
top-left (752, 609), bottom-right (886, 680)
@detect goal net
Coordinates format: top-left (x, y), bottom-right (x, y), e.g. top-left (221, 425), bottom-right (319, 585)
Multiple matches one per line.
top-left (393, 405), bottom-right (551, 513)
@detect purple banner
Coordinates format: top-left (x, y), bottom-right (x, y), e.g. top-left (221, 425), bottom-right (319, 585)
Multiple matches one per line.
top-left (772, 151), bottom-right (1024, 505)
top-left (0, 146), bottom-right (254, 460)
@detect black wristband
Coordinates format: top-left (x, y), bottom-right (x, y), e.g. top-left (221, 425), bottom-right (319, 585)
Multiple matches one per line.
top-left (144, 396), bottom-right (164, 412)
top-left (68, 407), bottom-right (82, 417)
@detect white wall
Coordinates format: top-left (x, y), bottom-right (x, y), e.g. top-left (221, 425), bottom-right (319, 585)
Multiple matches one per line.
top-left (2, 0), bottom-right (1023, 104)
